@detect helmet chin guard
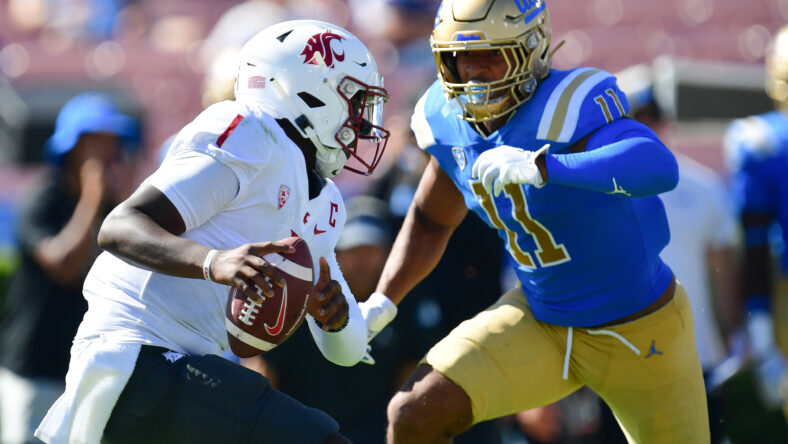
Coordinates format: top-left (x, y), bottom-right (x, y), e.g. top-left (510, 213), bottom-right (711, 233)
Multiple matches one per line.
top-left (235, 20), bottom-right (389, 177)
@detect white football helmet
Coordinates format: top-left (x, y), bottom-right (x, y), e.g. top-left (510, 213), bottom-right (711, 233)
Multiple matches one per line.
top-left (235, 20), bottom-right (390, 177)
top-left (767, 24), bottom-right (788, 108)
top-left (432, 0), bottom-right (552, 123)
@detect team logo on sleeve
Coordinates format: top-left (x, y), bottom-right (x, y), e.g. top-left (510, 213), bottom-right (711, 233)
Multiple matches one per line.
top-left (452, 147), bottom-right (467, 170)
top-left (278, 185), bottom-right (291, 209)
top-left (300, 31), bottom-right (345, 68)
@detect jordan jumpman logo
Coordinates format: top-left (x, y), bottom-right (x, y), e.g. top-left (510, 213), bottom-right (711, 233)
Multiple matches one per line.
top-left (645, 340), bottom-right (663, 358)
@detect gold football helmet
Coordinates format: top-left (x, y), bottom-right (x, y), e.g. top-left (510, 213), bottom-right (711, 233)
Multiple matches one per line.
top-left (431, 0), bottom-right (552, 122)
top-left (767, 24), bottom-right (788, 108)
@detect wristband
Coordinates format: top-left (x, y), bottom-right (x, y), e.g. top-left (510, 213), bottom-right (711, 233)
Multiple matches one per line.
top-left (203, 249), bottom-right (217, 281)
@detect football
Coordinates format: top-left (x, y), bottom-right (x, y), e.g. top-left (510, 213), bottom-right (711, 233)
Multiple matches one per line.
top-left (225, 237), bottom-right (314, 358)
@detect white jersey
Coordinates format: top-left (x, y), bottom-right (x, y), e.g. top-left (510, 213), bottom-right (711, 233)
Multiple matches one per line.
top-left (80, 100), bottom-right (362, 359)
top-left (660, 154), bottom-right (736, 369)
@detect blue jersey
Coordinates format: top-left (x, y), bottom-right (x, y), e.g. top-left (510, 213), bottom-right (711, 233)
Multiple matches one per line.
top-left (411, 67), bottom-right (677, 327)
top-left (726, 111), bottom-right (788, 273)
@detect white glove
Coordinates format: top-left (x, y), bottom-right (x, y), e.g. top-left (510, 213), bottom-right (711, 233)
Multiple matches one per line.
top-left (358, 292), bottom-right (397, 366)
top-left (472, 144), bottom-right (549, 197)
top-left (359, 292), bottom-right (398, 343)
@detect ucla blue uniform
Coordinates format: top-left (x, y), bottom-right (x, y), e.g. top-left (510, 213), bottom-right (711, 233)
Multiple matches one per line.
top-left (726, 111), bottom-right (788, 273)
top-left (412, 67), bottom-right (678, 327)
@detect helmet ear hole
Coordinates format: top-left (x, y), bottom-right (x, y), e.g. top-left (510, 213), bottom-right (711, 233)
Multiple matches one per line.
top-left (297, 92), bottom-right (326, 108)
top-left (440, 53), bottom-right (461, 84)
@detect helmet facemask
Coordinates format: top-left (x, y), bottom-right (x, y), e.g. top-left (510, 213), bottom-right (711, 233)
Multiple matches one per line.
top-left (431, 0), bottom-right (552, 123)
top-left (332, 76), bottom-right (390, 176)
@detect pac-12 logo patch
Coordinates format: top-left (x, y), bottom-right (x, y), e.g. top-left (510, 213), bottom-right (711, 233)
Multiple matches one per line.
top-left (452, 147), bottom-right (466, 170)
top-left (300, 31), bottom-right (345, 68)
top-left (278, 185), bottom-right (291, 209)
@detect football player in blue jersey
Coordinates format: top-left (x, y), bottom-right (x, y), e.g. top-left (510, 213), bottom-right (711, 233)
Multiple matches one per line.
top-left (724, 24), bottom-right (788, 413)
top-left (356, 0), bottom-right (711, 442)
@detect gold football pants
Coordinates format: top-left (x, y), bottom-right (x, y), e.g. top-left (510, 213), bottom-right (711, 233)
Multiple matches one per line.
top-left (424, 283), bottom-right (710, 444)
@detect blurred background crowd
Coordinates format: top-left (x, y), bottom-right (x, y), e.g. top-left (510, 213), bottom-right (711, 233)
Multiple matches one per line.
top-left (0, 0), bottom-right (786, 443)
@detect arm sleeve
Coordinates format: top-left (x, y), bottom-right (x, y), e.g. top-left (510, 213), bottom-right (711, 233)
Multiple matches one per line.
top-left (306, 252), bottom-right (366, 367)
top-left (142, 150), bottom-right (239, 231)
top-left (544, 118), bottom-right (679, 197)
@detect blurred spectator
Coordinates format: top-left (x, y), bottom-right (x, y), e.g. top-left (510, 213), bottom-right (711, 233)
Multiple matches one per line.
top-left (724, 23), bottom-right (788, 426)
top-left (0, 92), bottom-right (137, 444)
top-left (618, 62), bottom-right (740, 443)
top-left (8, 0), bottom-right (133, 41)
top-left (198, 0), bottom-right (295, 109)
top-left (499, 387), bottom-right (613, 444)
top-left (335, 196), bottom-right (393, 300)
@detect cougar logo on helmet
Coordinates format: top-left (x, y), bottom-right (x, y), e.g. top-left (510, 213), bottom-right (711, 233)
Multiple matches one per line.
top-left (300, 31), bottom-right (345, 68)
top-left (236, 20), bottom-right (389, 177)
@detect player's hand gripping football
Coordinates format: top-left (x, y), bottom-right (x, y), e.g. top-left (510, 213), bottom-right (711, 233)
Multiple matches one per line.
top-left (309, 257), bottom-right (350, 331)
top-left (207, 241), bottom-right (296, 303)
top-left (472, 143), bottom-right (550, 197)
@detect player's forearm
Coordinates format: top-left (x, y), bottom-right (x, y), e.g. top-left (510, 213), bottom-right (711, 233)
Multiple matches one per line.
top-left (707, 246), bottom-right (740, 339)
top-left (376, 204), bottom-right (455, 305)
top-left (34, 187), bottom-right (107, 285)
top-left (545, 136), bottom-right (678, 197)
top-left (98, 205), bottom-right (209, 279)
top-left (307, 300), bottom-right (366, 366)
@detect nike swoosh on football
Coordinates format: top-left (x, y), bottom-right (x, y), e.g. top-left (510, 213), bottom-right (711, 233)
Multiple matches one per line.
top-left (264, 286), bottom-right (287, 336)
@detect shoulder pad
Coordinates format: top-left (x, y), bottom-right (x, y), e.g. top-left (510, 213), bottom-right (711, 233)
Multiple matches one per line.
top-left (410, 80), bottom-right (467, 150)
top-left (535, 68), bottom-right (629, 145)
top-left (170, 101), bottom-right (289, 176)
top-left (411, 86), bottom-right (437, 150)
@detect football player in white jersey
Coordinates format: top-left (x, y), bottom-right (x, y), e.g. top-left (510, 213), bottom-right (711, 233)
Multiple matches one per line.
top-left (35, 20), bottom-right (389, 444)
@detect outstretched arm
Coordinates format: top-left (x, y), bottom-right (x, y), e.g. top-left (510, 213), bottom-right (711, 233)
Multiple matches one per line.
top-left (376, 157), bottom-right (468, 305)
top-left (360, 157), bottom-right (467, 346)
top-left (473, 118), bottom-right (679, 198)
top-left (544, 118), bottom-right (679, 197)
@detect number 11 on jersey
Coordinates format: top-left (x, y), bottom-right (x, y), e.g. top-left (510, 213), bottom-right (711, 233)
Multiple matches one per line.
top-left (470, 181), bottom-right (570, 269)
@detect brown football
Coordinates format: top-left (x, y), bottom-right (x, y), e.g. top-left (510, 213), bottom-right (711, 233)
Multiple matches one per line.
top-left (225, 237), bottom-right (314, 358)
